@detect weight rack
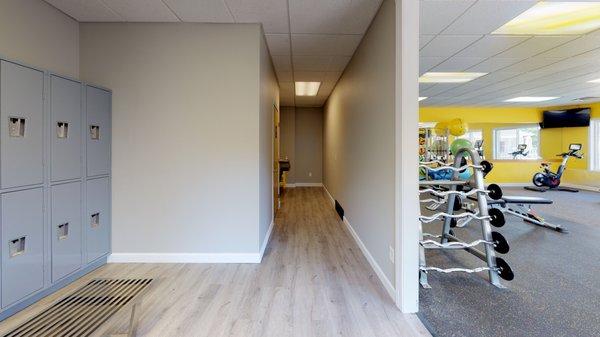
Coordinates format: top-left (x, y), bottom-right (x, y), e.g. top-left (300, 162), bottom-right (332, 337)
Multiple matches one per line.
top-left (418, 147), bottom-right (513, 288)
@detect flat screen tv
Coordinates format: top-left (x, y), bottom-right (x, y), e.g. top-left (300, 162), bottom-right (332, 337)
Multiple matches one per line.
top-left (541, 108), bottom-right (590, 129)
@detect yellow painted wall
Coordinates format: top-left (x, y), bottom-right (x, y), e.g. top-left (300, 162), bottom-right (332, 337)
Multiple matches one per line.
top-left (420, 105), bottom-right (599, 187)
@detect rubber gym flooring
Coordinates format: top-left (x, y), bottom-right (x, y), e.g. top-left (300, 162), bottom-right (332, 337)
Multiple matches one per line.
top-left (418, 187), bottom-right (600, 337)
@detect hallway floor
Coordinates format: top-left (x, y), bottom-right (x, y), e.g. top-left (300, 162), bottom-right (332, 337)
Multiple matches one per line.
top-left (0, 187), bottom-right (429, 337)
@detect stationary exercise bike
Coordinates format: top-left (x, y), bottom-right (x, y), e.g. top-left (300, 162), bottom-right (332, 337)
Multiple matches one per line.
top-left (524, 143), bottom-right (583, 193)
top-left (510, 144), bottom-right (529, 159)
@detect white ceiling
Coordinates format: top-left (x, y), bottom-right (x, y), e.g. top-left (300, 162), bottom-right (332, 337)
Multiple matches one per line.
top-left (420, 0), bottom-right (600, 107)
top-left (44, 0), bottom-right (383, 107)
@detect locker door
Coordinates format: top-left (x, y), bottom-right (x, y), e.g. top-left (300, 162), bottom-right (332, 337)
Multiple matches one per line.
top-left (51, 76), bottom-right (82, 182)
top-left (86, 86), bottom-right (111, 177)
top-left (51, 182), bottom-right (82, 282)
top-left (86, 177), bottom-right (110, 262)
top-left (0, 61), bottom-right (44, 189)
top-left (1, 188), bottom-right (44, 308)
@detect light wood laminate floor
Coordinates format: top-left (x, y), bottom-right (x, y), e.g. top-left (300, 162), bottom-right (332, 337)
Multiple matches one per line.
top-left (0, 187), bottom-right (429, 337)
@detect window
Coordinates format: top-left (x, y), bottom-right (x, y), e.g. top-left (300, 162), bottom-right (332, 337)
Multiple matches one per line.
top-left (458, 130), bottom-right (483, 144)
top-left (591, 120), bottom-right (600, 171)
top-left (493, 125), bottom-right (540, 160)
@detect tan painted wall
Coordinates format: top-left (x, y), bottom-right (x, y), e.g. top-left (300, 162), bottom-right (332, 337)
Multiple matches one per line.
top-left (0, 0), bottom-right (79, 78)
top-left (80, 23), bottom-right (270, 254)
top-left (323, 0), bottom-right (396, 282)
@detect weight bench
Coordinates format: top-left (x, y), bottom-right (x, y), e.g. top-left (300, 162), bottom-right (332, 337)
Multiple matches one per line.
top-left (462, 195), bottom-right (566, 233)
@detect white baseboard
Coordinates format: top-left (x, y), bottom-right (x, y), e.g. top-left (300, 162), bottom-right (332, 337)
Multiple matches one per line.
top-left (108, 253), bottom-right (262, 263)
top-left (259, 220), bottom-right (275, 261)
top-left (342, 216), bottom-right (396, 301)
top-left (323, 185), bottom-right (335, 206)
top-left (284, 183), bottom-right (296, 188)
top-left (295, 182), bottom-right (323, 187)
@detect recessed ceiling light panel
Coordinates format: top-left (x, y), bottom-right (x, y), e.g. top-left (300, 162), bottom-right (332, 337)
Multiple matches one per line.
top-left (295, 82), bottom-right (321, 96)
top-left (588, 78), bottom-right (600, 83)
top-left (493, 2), bottom-right (600, 35)
top-left (418, 97), bottom-right (428, 101)
top-left (418, 72), bottom-right (487, 83)
top-left (504, 96), bottom-right (559, 103)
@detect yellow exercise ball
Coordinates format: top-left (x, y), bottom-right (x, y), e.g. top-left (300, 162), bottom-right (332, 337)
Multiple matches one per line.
top-left (448, 118), bottom-right (468, 136)
top-left (434, 121), bottom-right (448, 136)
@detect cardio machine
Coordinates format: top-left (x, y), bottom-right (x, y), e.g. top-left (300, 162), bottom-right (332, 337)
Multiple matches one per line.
top-left (524, 143), bottom-right (583, 193)
top-left (510, 144), bottom-right (528, 159)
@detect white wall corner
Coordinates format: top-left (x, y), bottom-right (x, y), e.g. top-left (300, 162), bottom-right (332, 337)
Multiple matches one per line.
top-left (395, 0), bottom-right (420, 313)
top-left (343, 216), bottom-right (396, 300)
top-left (323, 185), bottom-right (336, 206)
top-left (259, 219), bottom-right (276, 261)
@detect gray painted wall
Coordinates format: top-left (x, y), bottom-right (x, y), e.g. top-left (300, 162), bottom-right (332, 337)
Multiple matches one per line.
top-left (0, 0), bottom-right (79, 78)
top-left (280, 107), bottom-right (323, 185)
top-left (323, 0), bottom-right (396, 283)
top-left (80, 23), bottom-right (274, 255)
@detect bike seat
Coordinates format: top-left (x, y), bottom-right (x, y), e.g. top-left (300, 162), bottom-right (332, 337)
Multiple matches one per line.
top-left (541, 162), bottom-right (550, 166)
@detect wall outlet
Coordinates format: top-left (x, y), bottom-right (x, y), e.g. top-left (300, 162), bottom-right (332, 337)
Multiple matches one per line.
top-left (389, 246), bottom-right (395, 263)
top-left (308, 172), bottom-right (312, 177)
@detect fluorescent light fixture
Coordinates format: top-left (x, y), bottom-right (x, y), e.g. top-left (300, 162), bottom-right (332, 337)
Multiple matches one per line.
top-left (504, 96), bottom-right (559, 103)
top-left (493, 2), bottom-right (600, 35)
top-left (419, 97), bottom-right (428, 101)
top-left (295, 82), bottom-right (320, 96)
top-left (418, 72), bottom-right (487, 83)
top-left (588, 78), bottom-right (600, 83)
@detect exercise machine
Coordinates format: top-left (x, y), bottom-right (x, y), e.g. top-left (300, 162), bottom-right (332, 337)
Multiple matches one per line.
top-left (475, 139), bottom-right (484, 159)
top-left (418, 148), bottom-right (513, 288)
top-left (510, 144), bottom-right (529, 159)
top-left (524, 143), bottom-right (583, 192)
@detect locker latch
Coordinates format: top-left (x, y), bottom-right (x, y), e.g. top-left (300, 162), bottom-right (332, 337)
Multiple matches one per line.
top-left (57, 223), bottom-right (69, 240)
top-left (57, 122), bottom-right (69, 139)
top-left (9, 117), bottom-right (25, 137)
top-left (9, 236), bottom-right (26, 257)
top-left (91, 213), bottom-right (100, 228)
top-left (90, 125), bottom-right (100, 140)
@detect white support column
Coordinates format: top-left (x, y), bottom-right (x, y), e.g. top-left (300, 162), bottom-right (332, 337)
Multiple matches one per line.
top-left (395, 0), bottom-right (420, 313)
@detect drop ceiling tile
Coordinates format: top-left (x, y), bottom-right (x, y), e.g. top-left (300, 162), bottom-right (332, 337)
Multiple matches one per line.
top-left (328, 56), bottom-right (352, 71)
top-left (500, 57), bottom-right (561, 73)
top-left (289, 0), bottom-right (382, 34)
top-left (495, 36), bottom-right (577, 59)
top-left (224, 0), bottom-right (289, 33)
top-left (293, 71), bottom-right (326, 82)
top-left (325, 72), bottom-right (343, 83)
top-left (265, 34), bottom-right (290, 55)
top-left (163, 0), bottom-right (233, 22)
top-left (291, 34), bottom-right (362, 56)
top-left (420, 35), bottom-right (435, 49)
top-left (272, 55), bottom-right (293, 72)
top-left (420, 35), bottom-right (483, 58)
top-left (276, 71), bottom-right (293, 82)
top-left (537, 30), bottom-right (600, 58)
top-left (454, 35), bottom-right (531, 58)
top-left (101, 0), bottom-right (178, 21)
top-left (293, 55), bottom-right (331, 72)
top-left (44, 0), bottom-right (121, 21)
top-left (442, 0), bottom-right (536, 35)
top-left (467, 57), bottom-right (522, 72)
top-left (432, 57), bottom-right (486, 72)
top-left (420, 0), bottom-right (476, 35)
top-left (279, 81), bottom-right (295, 96)
top-left (420, 57), bottom-right (445, 75)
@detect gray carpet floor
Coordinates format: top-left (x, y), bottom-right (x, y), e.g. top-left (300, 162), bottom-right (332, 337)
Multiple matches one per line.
top-left (418, 187), bottom-right (600, 337)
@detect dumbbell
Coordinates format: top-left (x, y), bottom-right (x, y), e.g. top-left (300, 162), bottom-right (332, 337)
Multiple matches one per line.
top-left (488, 208), bottom-right (506, 227)
top-left (491, 231), bottom-right (510, 254)
top-left (495, 257), bottom-right (514, 281)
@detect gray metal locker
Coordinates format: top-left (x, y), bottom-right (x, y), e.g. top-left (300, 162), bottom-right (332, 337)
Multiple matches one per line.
top-left (86, 86), bottom-right (111, 177)
top-left (51, 182), bottom-right (82, 282)
top-left (51, 76), bottom-right (82, 182)
top-left (0, 61), bottom-right (44, 189)
top-left (86, 177), bottom-right (110, 262)
top-left (1, 188), bottom-right (44, 308)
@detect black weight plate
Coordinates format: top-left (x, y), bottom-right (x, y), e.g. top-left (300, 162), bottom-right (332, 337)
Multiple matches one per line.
top-left (492, 231), bottom-right (510, 254)
top-left (487, 183), bottom-right (503, 200)
top-left (450, 218), bottom-right (457, 228)
top-left (453, 199), bottom-right (463, 211)
top-left (495, 257), bottom-right (514, 281)
top-left (480, 160), bottom-right (493, 174)
top-left (488, 208), bottom-right (505, 227)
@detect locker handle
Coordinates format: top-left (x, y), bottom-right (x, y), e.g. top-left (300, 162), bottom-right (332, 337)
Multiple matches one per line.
top-left (57, 223), bottom-right (69, 240)
top-left (8, 117), bottom-right (26, 137)
top-left (9, 236), bottom-right (26, 257)
top-left (90, 125), bottom-right (100, 140)
top-left (57, 121), bottom-right (69, 139)
top-left (91, 213), bottom-right (100, 228)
